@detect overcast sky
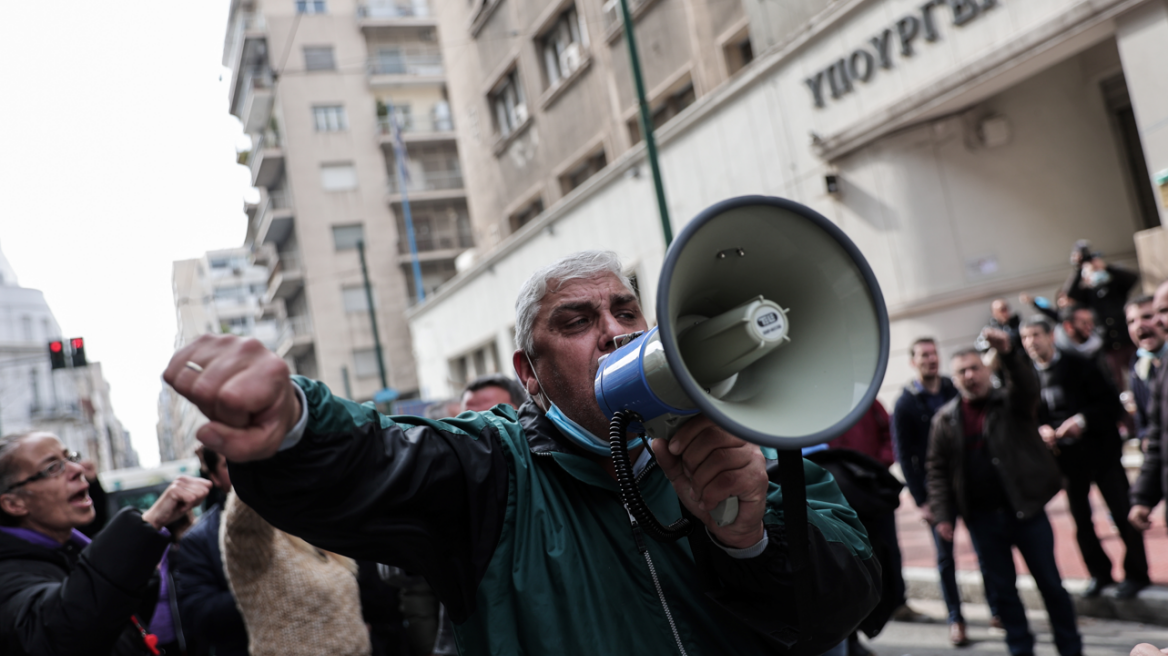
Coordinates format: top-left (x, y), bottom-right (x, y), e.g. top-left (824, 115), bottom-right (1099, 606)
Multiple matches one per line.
top-left (0, 1), bottom-right (254, 466)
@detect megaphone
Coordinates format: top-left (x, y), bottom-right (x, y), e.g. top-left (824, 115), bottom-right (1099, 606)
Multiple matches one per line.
top-left (594, 195), bottom-right (889, 536)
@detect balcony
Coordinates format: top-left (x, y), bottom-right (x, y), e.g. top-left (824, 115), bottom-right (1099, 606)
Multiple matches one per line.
top-left (357, 1), bottom-right (436, 28)
top-left (237, 67), bottom-right (275, 134)
top-left (367, 48), bottom-right (444, 86)
top-left (256, 189), bottom-right (295, 247)
top-left (249, 129), bottom-right (284, 189)
top-left (225, 12), bottom-right (268, 104)
top-left (265, 250), bottom-right (304, 303)
top-left (29, 402), bottom-right (83, 422)
top-left (276, 315), bottom-right (314, 359)
top-left (387, 169), bottom-right (465, 202)
top-left (397, 217), bottom-right (473, 259)
top-left (377, 106), bottom-right (454, 145)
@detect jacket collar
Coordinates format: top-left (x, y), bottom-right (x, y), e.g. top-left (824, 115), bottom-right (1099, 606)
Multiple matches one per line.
top-left (0, 526), bottom-right (90, 551)
top-left (516, 400), bottom-right (595, 457)
top-left (905, 376), bottom-right (956, 399)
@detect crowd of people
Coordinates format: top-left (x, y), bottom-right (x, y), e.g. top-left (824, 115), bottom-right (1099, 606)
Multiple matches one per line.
top-left (0, 244), bottom-right (1165, 656)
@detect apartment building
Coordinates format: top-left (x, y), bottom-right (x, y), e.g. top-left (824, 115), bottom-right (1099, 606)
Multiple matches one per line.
top-left (223, 0), bottom-right (473, 403)
top-left (431, 0), bottom-right (754, 254)
top-left (157, 248), bottom-right (280, 462)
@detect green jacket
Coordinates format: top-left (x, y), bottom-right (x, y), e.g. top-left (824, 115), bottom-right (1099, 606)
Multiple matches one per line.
top-left (231, 378), bottom-right (879, 655)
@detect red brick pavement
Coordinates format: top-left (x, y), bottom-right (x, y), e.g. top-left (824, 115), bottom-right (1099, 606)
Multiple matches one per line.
top-left (896, 489), bottom-right (1168, 583)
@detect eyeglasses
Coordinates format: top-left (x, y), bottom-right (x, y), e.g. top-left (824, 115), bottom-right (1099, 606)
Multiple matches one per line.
top-left (2, 451), bottom-right (82, 494)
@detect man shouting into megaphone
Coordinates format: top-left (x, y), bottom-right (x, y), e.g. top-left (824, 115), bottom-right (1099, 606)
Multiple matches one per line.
top-left (165, 250), bottom-right (879, 655)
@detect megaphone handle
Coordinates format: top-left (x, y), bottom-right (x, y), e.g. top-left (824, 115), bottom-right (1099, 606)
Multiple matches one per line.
top-left (709, 496), bottom-right (739, 527)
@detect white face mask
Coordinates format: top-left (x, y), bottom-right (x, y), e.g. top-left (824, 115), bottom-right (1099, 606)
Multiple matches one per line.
top-left (523, 353), bottom-right (644, 457)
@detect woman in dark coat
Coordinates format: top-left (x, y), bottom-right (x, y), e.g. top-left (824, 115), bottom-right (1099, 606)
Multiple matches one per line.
top-left (0, 431), bottom-right (209, 656)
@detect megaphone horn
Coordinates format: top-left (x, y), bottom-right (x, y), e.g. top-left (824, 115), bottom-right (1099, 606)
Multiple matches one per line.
top-left (595, 195), bottom-right (890, 538)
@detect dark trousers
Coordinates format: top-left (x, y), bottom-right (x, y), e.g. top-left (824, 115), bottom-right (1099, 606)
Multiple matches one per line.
top-left (868, 510), bottom-right (907, 608)
top-left (932, 524), bottom-right (963, 624)
top-left (1058, 445), bottom-right (1149, 583)
top-left (966, 509), bottom-right (1081, 656)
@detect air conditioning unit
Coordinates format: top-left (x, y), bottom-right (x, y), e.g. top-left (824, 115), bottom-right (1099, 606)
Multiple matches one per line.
top-left (559, 42), bottom-right (582, 75)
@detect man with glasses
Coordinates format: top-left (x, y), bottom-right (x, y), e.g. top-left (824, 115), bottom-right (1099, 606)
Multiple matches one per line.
top-left (0, 431), bottom-right (210, 656)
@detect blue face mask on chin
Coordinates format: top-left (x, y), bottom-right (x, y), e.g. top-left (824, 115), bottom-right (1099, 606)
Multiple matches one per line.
top-left (526, 354), bottom-right (644, 457)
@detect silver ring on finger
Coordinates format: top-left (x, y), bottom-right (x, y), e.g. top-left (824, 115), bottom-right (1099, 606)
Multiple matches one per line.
top-left (185, 361), bottom-right (205, 373)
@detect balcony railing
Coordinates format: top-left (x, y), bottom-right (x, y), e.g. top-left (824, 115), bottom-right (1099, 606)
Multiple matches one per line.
top-left (358, 1), bottom-right (431, 18)
top-left (269, 188), bottom-right (293, 210)
top-left (388, 169), bottom-right (464, 194)
top-left (377, 112), bottom-right (454, 135)
top-left (399, 226), bottom-right (474, 253)
top-left (29, 402), bottom-right (82, 421)
top-left (267, 250), bottom-right (302, 285)
top-left (367, 49), bottom-right (444, 77)
top-left (280, 315), bottom-right (313, 341)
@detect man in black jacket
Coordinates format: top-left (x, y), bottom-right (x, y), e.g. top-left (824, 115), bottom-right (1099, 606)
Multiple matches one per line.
top-left (1127, 296), bottom-right (1166, 449)
top-left (927, 331), bottom-right (1080, 656)
top-left (0, 431), bottom-right (209, 656)
top-left (171, 446), bottom-right (249, 656)
top-left (891, 337), bottom-right (968, 644)
top-left (1021, 317), bottom-right (1149, 599)
top-left (1131, 280), bottom-right (1168, 535)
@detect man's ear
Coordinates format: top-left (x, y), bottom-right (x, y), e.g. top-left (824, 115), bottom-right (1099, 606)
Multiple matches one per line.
top-left (0, 493), bottom-right (28, 519)
top-left (512, 350), bottom-right (542, 400)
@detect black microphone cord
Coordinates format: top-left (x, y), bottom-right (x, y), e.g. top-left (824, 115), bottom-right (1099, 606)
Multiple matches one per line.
top-left (609, 409), bottom-right (692, 542)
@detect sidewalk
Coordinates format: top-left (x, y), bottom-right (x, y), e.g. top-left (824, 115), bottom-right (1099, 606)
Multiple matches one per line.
top-left (897, 488), bottom-right (1168, 625)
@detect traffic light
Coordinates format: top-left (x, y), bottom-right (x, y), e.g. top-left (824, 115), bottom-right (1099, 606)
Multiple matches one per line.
top-left (70, 338), bottom-right (87, 367)
top-left (48, 340), bottom-right (67, 370)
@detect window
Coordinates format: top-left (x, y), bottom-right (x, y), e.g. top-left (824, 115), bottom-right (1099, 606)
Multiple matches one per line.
top-left (449, 343), bottom-right (501, 387)
top-left (304, 46), bottom-right (336, 71)
top-left (490, 69), bottom-right (528, 138)
top-left (723, 30), bottom-right (754, 77)
top-left (509, 196), bottom-right (544, 233)
top-left (296, 0), bottom-right (327, 14)
top-left (353, 348), bottom-right (382, 378)
top-left (539, 6), bottom-right (588, 88)
top-left (332, 224), bottom-right (365, 250)
top-left (320, 162), bottom-right (358, 191)
top-left (20, 316), bottom-right (32, 342)
top-left (313, 105), bottom-right (348, 132)
top-left (342, 286), bottom-right (374, 312)
top-left (560, 149), bottom-right (607, 194)
top-left (627, 78), bottom-right (696, 144)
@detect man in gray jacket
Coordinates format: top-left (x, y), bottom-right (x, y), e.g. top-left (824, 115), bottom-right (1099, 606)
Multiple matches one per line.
top-left (927, 328), bottom-right (1081, 656)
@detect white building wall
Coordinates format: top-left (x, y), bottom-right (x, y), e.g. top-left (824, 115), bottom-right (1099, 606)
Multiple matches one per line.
top-left (409, 0), bottom-right (1160, 404)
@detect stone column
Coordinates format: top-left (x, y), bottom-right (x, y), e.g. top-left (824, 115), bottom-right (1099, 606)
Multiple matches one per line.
top-left (1116, 0), bottom-right (1168, 227)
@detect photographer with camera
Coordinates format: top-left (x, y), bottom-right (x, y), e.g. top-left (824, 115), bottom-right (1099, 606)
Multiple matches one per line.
top-left (1063, 240), bottom-right (1139, 390)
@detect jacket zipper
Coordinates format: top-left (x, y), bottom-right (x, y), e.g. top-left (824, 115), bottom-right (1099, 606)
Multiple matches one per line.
top-left (630, 518), bottom-right (690, 656)
top-left (536, 445), bottom-right (687, 654)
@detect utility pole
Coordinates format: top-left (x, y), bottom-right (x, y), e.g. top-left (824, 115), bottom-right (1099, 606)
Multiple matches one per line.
top-left (618, 0), bottom-right (672, 247)
top-left (357, 240), bottom-right (390, 393)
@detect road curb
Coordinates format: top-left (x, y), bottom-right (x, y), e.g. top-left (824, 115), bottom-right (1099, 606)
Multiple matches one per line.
top-left (904, 566), bottom-right (1168, 626)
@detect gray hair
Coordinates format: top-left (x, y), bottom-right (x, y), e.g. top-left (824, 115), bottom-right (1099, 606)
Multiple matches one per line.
top-left (514, 251), bottom-right (634, 357)
top-left (0, 432), bottom-right (36, 493)
top-left (0, 432), bottom-right (37, 526)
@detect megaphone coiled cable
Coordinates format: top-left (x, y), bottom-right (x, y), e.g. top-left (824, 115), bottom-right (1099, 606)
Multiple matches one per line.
top-left (609, 409), bottom-right (692, 542)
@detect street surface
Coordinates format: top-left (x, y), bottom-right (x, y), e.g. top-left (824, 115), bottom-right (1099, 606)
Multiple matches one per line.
top-left (865, 599), bottom-right (1168, 656)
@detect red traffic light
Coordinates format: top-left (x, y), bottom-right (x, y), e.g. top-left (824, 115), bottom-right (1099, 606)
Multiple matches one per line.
top-left (50, 341), bottom-right (63, 353)
top-left (70, 338), bottom-right (84, 349)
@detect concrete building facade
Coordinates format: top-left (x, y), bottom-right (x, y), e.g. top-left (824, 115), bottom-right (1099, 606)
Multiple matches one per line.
top-left (0, 245), bottom-right (135, 471)
top-left (223, 0), bottom-right (474, 404)
top-left (407, 0), bottom-right (1168, 407)
top-left (157, 248), bottom-right (280, 462)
